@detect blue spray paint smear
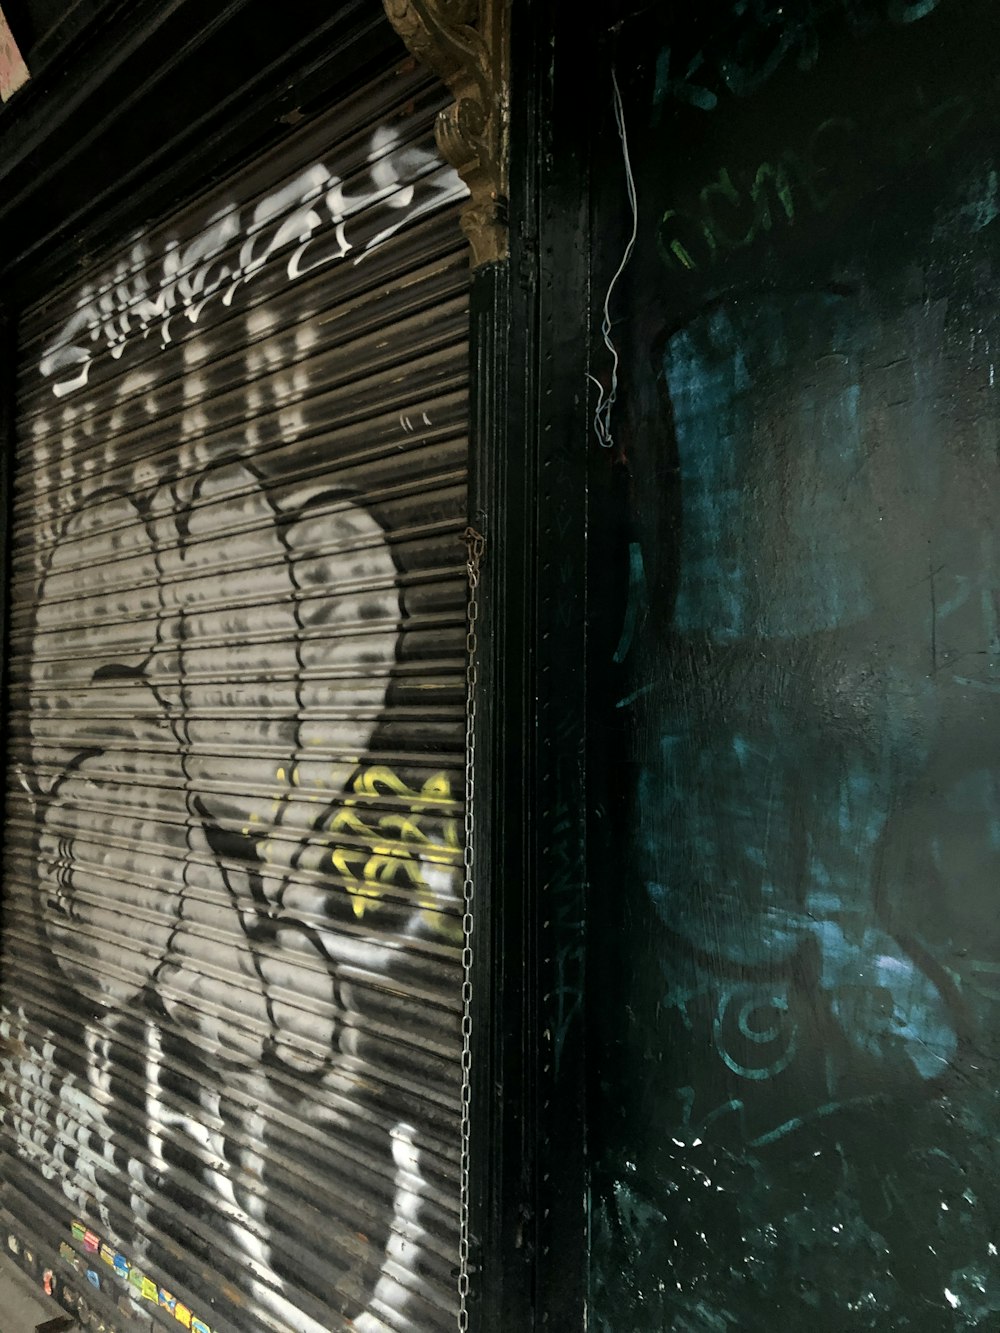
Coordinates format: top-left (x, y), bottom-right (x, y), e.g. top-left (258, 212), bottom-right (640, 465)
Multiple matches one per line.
top-left (663, 297), bottom-right (874, 641)
top-left (613, 541), bottom-right (648, 664)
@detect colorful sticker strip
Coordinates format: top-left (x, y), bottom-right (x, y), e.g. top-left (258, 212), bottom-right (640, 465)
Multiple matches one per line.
top-left (7, 1232), bottom-right (118, 1332)
top-left (67, 1220), bottom-right (212, 1332)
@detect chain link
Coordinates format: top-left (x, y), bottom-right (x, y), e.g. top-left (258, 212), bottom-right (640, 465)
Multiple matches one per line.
top-left (458, 525), bottom-right (485, 1333)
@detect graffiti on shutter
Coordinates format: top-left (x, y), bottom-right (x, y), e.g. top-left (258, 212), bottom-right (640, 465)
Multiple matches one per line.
top-left (2, 63), bottom-right (469, 1333)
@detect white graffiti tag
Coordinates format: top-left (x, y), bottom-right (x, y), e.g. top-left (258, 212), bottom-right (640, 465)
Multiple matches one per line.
top-left (40, 125), bottom-right (464, 398)
top-left (6, 96), bottom-right (467, 1332)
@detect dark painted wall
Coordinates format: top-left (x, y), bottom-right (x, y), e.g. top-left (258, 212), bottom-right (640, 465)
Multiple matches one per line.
top-left (588, 2), bottom-right (1000, 1327)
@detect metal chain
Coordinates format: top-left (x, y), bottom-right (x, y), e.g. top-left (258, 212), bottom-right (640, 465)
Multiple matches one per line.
top-left (457, 524), bottom-right (485, 1333)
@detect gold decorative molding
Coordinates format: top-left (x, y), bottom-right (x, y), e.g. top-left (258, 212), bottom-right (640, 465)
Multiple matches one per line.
top-left (383, 0), bottom-right (510, 267)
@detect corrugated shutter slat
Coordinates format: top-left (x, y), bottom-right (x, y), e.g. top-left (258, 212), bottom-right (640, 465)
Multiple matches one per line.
top-left (0, 54), bottom-right (468, 1333)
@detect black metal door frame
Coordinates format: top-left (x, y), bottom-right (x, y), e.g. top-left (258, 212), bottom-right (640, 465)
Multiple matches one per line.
top-left (464, 2), bottom-right (594, 1327)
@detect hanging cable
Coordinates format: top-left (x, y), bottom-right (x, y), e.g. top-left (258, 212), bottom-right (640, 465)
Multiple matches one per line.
top-left (589, 66), bottom-right (638, 450)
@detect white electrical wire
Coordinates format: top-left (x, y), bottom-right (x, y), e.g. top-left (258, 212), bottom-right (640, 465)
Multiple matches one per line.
top-left (589, 66), bottom-right (639, 450)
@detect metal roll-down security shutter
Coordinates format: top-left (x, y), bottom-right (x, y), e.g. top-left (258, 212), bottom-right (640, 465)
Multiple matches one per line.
top-left (0, 54), bottom-right (469, 1333)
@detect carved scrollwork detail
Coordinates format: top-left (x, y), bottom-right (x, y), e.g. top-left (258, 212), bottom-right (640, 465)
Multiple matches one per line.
top-left (383, 0), bottom-right (510, 267)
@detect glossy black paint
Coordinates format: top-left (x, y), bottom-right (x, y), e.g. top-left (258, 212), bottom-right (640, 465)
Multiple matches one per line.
top-left (588, 1), bottom-right (1000, 1328)
top-left (466, 1), bottom-right (593, 1324)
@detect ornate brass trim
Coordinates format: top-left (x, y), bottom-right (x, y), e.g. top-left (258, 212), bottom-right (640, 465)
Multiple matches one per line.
top-left (383, 0), bottom-right (510, 267)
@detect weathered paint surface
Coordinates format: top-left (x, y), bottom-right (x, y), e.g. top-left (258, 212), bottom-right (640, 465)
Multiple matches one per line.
top-left (591, 1), bottom-right (1000, 1327)
top-left (1, 64), bottom-right (469, 1333)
